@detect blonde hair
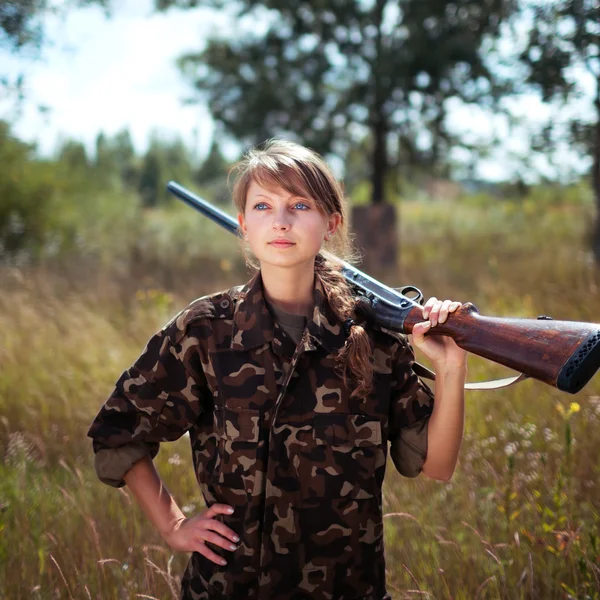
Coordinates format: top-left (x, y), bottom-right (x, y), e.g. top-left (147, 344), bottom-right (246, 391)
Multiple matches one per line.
top-left (229, 138), bottom-right (375, 400)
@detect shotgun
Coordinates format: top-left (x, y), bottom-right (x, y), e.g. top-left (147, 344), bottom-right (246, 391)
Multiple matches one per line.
top-left (166, 181), bottom-right (600, 395)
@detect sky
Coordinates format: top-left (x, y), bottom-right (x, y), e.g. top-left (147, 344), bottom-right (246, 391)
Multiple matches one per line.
top-left (0, 0), bottom-right (595, 183)
top-left (0, 0), bottom-right (237, 163)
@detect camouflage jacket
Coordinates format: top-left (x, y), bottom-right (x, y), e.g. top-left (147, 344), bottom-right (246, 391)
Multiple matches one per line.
top-left (87, 270), bottom-right (435, 600)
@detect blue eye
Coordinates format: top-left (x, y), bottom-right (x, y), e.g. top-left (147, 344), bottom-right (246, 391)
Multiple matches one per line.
top-left (252, 201), bottom-right (310, 210)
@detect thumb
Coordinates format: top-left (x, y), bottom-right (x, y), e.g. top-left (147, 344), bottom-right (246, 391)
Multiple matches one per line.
top-left (204, 504), bottom-right (234, 519)
top-left (411, 321), bottom-right (432, 344)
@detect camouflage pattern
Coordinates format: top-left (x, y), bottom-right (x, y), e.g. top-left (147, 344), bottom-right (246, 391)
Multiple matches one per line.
top-left (88, 270), bottom-right (435, 600)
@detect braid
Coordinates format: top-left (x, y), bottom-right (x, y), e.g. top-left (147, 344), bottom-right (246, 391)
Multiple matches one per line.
top-left (314, 254), bottom-right (374, 401)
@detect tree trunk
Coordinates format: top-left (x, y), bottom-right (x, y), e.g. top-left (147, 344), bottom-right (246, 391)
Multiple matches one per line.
top-left (352, 0), bottom-right (398, 276)
top-left (351, 202), bottom-right (398, 276)
top-left (372, 116), bottom-right (388, 205)
top-left (354, 111), bottom-right (398, 275)
top-left (370, 0), bottom-right (387, 207)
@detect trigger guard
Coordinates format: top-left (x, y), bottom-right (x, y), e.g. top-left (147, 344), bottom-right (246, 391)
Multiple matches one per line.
top-left (395, 285), bottom-right (424, 305)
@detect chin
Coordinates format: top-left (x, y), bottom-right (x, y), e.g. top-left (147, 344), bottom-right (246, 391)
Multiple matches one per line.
top-left (258, 254), bottom-right (315, 269)
top-left (261, 259), bottom-right (304, 269)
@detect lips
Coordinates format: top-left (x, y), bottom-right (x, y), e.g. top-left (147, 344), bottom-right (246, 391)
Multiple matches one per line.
top-left (269, 239), bottom-right (295, 246)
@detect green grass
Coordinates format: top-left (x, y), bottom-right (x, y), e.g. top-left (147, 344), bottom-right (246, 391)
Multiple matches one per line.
top-left (1, 192), bottom-right (599, 598)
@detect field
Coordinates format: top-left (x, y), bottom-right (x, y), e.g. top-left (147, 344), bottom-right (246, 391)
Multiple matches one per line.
top-left (1, 190), bottom-right (599, 599)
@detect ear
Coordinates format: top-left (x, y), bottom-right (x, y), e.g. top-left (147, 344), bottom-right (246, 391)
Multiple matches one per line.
top-left (237, 213), bottom-right (246, 237)
top-left (326, 212), bottom-right (342, 238)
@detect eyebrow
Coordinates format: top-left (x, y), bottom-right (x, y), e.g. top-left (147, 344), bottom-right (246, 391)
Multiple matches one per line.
top-left (252, 193), bottom-right (312, 202)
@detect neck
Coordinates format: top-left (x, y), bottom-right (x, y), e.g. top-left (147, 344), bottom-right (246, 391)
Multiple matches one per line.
top-left (260, 261), bottom-right (316, 318)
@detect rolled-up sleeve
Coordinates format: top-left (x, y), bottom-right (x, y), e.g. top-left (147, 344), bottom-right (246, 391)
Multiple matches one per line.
top-left (388, 336), bottom-right (435, 478)
top-left (94, 441), bottom-right (158, 487)
top-left (87, 324), bottom-right (209, 487)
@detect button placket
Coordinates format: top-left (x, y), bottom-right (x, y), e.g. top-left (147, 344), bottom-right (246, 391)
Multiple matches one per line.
top-left (272, 348), bottom-right (301, 423)
top-left (259, 332), bottom-right (318, 581)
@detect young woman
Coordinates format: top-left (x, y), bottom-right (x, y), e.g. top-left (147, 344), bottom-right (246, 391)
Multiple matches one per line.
top-left (88, 139), bottom-right (467, 600)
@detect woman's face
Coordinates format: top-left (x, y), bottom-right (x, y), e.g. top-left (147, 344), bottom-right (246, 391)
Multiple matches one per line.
top-left (238, 179), bottom-right (340, 270)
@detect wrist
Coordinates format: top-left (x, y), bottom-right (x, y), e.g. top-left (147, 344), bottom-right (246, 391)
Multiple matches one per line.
top-left (160, 515), bottom-right (186, 542)
top-left (433, 361), bottom-right (467, 375)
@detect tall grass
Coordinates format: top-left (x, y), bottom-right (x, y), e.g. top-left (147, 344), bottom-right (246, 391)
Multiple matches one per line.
top-left (1, 191), bottom-right (599, 599)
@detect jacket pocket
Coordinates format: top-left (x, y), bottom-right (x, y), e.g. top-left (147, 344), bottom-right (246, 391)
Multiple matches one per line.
top-left (214, 405), bottom-right (260, 494)
top-left (296, 413), bottom-right (382, 500)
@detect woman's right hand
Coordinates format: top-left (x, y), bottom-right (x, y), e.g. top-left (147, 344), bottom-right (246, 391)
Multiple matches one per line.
top-left (164, 503), bottom-right (240, 565)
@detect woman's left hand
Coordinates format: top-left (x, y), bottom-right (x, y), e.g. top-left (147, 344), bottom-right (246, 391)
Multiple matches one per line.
top-left (411, 297), bottom-right (467, 368)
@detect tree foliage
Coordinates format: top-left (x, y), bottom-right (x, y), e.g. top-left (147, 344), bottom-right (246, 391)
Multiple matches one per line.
top-left (138, 132), bottom-right (196, 208)
top-left (0, 119), bottom-right (224, 264)
top-left (95, 129), bottom-right (138, 190)
top-left (520, 0), bottom-right (600, 260)
top-left (159, 0), bottom-right (519, 203)
top-left (0, 0), bottom-right (111, 52)
top-left (0, 0), bottom-right (112, 108)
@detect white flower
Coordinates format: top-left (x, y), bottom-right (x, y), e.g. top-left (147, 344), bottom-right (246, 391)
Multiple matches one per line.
top-left (168, 453), bottom-right (182, 466)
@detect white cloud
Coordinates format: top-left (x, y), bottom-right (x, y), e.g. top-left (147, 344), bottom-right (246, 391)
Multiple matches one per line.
top-left (0, 0), bottom-right (231, 160)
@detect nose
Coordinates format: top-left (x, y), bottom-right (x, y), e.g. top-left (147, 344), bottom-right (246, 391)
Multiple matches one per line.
top-left (272, 207), bottom-right (291, 231)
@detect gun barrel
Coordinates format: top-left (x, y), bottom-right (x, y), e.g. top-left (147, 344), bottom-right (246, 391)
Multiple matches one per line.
top-left (166, 180), bottom-right (421, 320)
top-left (167, 181), bottom-right (241, 236)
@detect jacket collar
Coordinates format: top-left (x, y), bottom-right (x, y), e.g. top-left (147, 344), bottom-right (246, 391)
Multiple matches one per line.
top-left (230, 270), bottom-right (347, 355)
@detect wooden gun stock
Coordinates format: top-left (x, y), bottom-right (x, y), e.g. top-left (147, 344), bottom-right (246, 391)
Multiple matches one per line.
top-left (403, 303), bottom-right (600, 394)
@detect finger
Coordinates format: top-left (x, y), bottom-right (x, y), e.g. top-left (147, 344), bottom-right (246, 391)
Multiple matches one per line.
top-left (438, 299), bottom-right (453, 324)
top-left (422, 297), bottom-right (438, 319)
top-left (411, 321), bottom-right (432, 341)
top-left (196, 542), bottom-right (228, 566)
top-left (199, 530), bottom-right (239, 552)
top-left (449, 301), bottom-right (461, 312)
top-left (429, 300), bottom-right (443, 326)
top-left (200, 520), bottom-right (240, 543)
top-left (203, 504), bottom-right (235, 519)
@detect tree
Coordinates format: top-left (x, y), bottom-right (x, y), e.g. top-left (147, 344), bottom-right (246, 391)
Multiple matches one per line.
top-left (195, 138), bottom-right (228, 186)
top-left (0, 119), bottom-right (50, 259)
top-left (112, 129), bottom-right (138, 190)
top-left (94, 128), bottom-right (139, 190)
top-left (0, 120), bottom-right (85, 261)
top-left (139, 144), bottom-right (162, 209)
top-left (0, 0), bottom-right (111, 51)
top-left (192, 138), bottom-right (232, 204)
top-left (519, 0), bottom-right (600, 263)
top-left (56, 138), bottom-right (88, 170)
top-left (155, 0), bottom-right (519, 271)
top-left (139, 132), bottom-right (195, 208)
top-left (158, 0), bottom-right (517, 204)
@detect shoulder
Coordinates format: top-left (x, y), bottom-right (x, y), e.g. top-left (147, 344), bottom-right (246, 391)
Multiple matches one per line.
top-left (369, 324), bottom-right (411, 354)
top-left (160, 283), bottom-right (244, 344)
top-left (359, 323), bottom-right (414, 375)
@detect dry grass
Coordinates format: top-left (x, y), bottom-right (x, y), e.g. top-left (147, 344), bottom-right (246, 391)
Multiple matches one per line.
top-left (1, 195), bottom-right (599, 599)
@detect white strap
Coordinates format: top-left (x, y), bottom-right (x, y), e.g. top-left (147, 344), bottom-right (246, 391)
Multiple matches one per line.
top-left (413, 362), bottom-right (529, 391)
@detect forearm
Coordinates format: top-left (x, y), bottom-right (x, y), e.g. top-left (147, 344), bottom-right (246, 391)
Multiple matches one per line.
top-left (421, 362), bottom-right (466, 481)
top-left (123, 455), bottom-right (186, 539)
